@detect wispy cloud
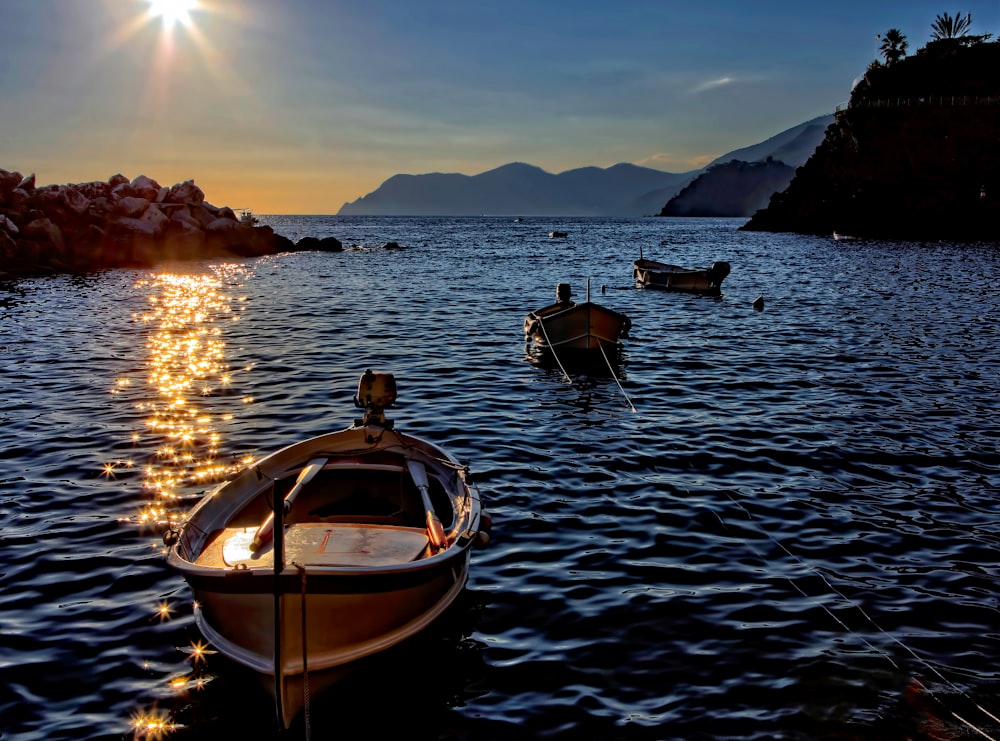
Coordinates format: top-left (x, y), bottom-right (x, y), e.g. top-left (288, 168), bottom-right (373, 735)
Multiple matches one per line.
top-left (691, 76), bottom-right (738, 94)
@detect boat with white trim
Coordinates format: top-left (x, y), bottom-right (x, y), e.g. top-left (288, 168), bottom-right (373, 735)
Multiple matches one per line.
top-left (632, 247), bottom-right (730, 295)
top-left (164, 370), bottom-right (491, 729)
top-left (524, 282), bottom-right (630, 354)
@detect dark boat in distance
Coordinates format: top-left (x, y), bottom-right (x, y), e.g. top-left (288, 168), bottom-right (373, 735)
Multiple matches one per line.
top-left (524, 282), bottom-right (630, 355)
top-left (633, 246), bottom-right (730, 295)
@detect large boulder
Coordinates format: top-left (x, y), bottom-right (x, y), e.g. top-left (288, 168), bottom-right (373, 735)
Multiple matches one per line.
top-left (167, 179), bottom-right (205, 206)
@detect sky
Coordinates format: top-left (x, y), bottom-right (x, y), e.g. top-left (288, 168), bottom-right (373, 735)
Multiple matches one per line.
top-left (2, 1), bottom-right (998, 214)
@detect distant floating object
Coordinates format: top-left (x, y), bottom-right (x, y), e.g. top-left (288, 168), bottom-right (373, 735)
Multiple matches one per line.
top-left (235, 207), bottom-right (258, 225)
top-left (549, 231), bottom-right (568, 238)
top-left (752, 293), bottom-right (764, 311)
top-left (832, 231), bottom-right (857, 241)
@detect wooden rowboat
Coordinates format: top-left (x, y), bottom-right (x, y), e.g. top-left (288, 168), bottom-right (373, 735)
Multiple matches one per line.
top-left (164, 370), bottom-right (491, 729)
top-left (524, 282), bottom-right (630, 354)
top-left (632, 247), bottom-right (730, 295)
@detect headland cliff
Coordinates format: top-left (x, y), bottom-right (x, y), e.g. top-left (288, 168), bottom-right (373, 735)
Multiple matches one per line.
top-left (742, 39), bottom-right (1000, 241)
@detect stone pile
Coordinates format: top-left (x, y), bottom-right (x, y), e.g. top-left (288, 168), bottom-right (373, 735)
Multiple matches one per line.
top-left (0, 170), bottom-right (342, 277)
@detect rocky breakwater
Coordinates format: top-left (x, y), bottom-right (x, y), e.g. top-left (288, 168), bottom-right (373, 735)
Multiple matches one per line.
top-left (0, 170), bottom-right (340, 278)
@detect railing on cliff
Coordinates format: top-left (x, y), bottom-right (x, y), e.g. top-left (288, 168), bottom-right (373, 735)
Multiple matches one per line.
top-left (837, 94), bottom-right (1000, 112)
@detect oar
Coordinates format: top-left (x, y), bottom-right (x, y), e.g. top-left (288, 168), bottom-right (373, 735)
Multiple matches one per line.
top-left (407, 459), bottom-right (447, 550)
top-left (250, 457), bottom-right (327, 553)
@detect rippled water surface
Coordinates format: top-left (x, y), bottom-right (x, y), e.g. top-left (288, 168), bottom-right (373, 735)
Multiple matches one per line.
top-left (2, 216), bottom-right (999, 740)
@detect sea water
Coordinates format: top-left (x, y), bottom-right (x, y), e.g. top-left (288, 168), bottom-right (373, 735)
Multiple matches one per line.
top-left (1, 216), bottom-right (999, 740)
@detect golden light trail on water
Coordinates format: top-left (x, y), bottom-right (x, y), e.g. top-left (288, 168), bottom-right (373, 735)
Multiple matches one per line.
top-left (118, 265), bottom-right (257, 533)
top-left (115, 264), bottom-right (256, 734)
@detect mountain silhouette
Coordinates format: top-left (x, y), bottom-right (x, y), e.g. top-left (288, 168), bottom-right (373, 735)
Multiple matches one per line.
top-left (337, 115), bottom-right (832, 216)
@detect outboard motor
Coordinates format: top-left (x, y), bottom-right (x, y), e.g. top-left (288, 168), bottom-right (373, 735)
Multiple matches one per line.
top-left (709, 262), bottom-right (731, 283)
top-left (354, 369), bottom-right (398, 428)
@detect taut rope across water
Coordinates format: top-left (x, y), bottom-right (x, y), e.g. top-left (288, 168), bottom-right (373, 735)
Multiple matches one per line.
top-left (717, 492), bottom-right (999, 740)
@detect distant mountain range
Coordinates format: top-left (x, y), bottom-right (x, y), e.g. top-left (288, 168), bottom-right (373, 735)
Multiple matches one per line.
top-left (337, 114), bottom-right (834, 217)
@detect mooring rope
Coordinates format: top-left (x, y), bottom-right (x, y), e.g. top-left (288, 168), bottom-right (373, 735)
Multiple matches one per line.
top-left (534, 314), bottom-right (636, 412)
top-left (718, 492), bottom-right (999, 740)
top-left (533, 316), bottom-right (572, 383)
top-left (598, 343), bottom-right (636, 413)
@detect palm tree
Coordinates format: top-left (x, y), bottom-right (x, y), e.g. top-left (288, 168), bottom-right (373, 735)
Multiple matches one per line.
top-left (931, 11), bottom-right (972, 40)
top-left (879, 28), bottom-right (909, 64)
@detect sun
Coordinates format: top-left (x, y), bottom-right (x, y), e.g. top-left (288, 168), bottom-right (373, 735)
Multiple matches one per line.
top-left (148, 0), bottom-right (198, 29)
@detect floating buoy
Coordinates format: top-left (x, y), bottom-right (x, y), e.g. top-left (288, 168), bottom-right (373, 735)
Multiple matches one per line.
top-left (752, 293), bottom-right (764, 311)
top-left (476, 510), bottom-right (493, 548)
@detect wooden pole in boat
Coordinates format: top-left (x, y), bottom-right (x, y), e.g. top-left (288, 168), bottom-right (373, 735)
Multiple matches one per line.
top-left (272, 482), bottom-right (286, 732)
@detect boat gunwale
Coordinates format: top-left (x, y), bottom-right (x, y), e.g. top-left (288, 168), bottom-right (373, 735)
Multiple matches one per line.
top-left (166, 426), bottom-right (481, 580)
top-left (633, 258), bottom-right (710, 276)
top-left (529, 300), bottom-right (628, 322)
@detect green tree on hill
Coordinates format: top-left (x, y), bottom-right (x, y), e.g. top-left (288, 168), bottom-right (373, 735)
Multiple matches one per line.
top-left (879, 28), bottom-right (909, 64)
top-left (920, 12), bottom-right (992, 55)
top-left (930, 11), bottom-right (972, 40)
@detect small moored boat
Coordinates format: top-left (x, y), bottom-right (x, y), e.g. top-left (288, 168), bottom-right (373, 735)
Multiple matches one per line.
top-left (235, 207), bottom-right (258, 226)
top-left (632, 247), bottom-right (730, 295)
top-left (164, 370), bottom-right (491, 729)
top-left (524, 282), bottom-right (630, 354)
top-left (548, 230), bottom-right (568, 238)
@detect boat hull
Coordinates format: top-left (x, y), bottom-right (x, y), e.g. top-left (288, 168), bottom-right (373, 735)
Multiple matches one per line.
top-left (165, 424), bottom-right (485, 728)
top-left (194, 554), bottom-right (469, 725)
top-left (633, 259), bottom-right (730, 295)
top-left (524, 301), bottom-right (629, 353)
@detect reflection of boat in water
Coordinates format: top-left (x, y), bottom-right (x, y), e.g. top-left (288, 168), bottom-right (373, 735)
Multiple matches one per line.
top-left (632, 247), bottom-right (730, 295)
top-left (164, 371), bottom-right (491, 730)
top-left (527, 340), bottom-right (627, 377)
top-left (524, 282), bottom-right (630, 356)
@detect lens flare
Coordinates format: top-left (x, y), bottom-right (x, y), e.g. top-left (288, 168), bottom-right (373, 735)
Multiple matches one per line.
top-left (147, 0), bottom-right (198, 29)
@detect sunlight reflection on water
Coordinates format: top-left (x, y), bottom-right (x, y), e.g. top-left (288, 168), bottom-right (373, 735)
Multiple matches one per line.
top-left (117, 268), bottom-right (257, 533)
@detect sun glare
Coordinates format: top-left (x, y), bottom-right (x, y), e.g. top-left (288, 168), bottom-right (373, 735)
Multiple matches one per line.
top-left (148, 0), bottom-right (197, 29)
